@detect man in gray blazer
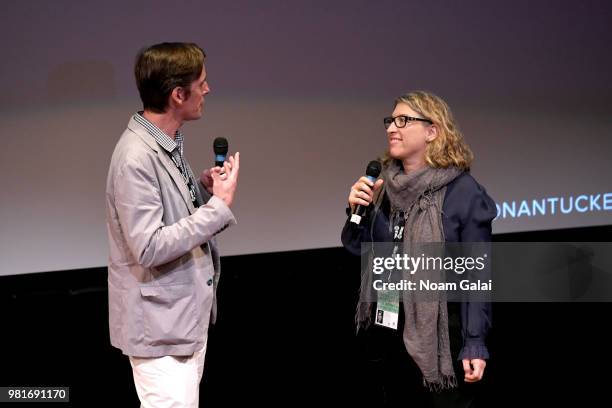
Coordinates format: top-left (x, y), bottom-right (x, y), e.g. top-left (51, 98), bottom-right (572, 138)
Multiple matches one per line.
top-left (105, 42), bottom-right (239, 407)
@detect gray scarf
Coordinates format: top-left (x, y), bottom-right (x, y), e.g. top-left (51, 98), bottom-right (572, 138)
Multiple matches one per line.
top-left (356, 160), bottom-right (462, 391)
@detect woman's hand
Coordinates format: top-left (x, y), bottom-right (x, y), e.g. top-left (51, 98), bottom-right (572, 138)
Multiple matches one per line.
top-left (348, 176), bottom-right (384, 212)
top-left (462, 358), bottom-right (486, 382)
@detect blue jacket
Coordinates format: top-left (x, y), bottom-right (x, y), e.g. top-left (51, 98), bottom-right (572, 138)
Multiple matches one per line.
top-left (341, 172), bottom-right (496, 360)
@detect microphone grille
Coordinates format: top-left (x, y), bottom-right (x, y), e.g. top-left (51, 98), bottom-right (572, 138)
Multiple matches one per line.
top-left (213, 137), bottom-right (228, 154)
top-left (365, 160), bottom-right (382, 178)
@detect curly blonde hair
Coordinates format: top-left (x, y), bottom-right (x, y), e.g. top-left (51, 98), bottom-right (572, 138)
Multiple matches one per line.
top-left (382, 91), bottom-right (473, 170)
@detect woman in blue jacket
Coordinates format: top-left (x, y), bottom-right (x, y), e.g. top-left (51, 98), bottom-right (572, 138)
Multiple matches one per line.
top-left (342, 91), bottom-right (496, 407)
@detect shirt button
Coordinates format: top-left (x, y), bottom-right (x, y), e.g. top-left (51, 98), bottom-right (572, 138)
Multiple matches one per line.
top-left (207, 279), bottom-right (213, 286)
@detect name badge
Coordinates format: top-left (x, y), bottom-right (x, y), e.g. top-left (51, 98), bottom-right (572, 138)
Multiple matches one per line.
top-left (375, 290), bottom-right (399, 330)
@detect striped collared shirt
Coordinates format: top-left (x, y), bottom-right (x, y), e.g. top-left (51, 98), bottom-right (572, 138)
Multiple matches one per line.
top-left (133, 112), bottom-right (199, 206)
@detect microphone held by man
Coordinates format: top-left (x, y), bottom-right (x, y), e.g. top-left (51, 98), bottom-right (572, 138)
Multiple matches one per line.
top-left (201, 138), bottom-right (239, 207)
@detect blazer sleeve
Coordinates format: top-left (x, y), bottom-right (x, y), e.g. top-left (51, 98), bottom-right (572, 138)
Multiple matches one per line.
top-left (455, 177), bottom-right (497, 360)
top-left (113, 155), bottom-right (236, 268)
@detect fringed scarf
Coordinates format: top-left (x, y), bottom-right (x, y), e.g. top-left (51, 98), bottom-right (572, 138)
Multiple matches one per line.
top-left (356, 160), bottom-right (463, 390)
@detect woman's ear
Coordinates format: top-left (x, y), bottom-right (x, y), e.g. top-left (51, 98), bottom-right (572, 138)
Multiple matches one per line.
top-left (426, 124), bottom-right (438, 143)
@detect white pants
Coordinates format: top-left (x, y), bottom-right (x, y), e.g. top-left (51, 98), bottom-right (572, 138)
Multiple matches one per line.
top-left (129, 337), bottom-right (208, 408)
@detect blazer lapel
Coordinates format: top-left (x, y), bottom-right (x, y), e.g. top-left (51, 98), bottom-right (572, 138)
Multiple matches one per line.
top-left (128, 117), bottom-right (197, 214)
top-left (156, 149), bottom-right (197, 214)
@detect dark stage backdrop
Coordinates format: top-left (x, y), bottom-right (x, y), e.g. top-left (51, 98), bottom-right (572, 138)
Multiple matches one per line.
top-left (1, 0), bottom-right (611, 275)
top-left (2, 225), bottom-right (611, 406)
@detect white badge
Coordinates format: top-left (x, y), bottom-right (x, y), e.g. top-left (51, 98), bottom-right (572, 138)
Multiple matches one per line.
top-left (374, 290), bottom-right (399, 330)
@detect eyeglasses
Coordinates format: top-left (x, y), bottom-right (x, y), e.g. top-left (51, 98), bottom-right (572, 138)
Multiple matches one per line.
top-left (383, 115), bottom-right (432, 129)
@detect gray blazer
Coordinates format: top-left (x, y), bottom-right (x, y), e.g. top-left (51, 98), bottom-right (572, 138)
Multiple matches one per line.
top-left (105, 116), bottom-right (236, 357)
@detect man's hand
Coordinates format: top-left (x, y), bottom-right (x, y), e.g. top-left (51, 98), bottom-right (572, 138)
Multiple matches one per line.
top-left (462, 358), bottom-right (486, 383)
top-left (200, 168), bottom-right (214, 194)
top-left (211, 152), bottom-right (240, 207)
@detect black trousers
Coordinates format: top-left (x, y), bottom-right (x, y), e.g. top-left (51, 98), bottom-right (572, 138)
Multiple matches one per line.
top-left (357, 303), bottom-right (483, 408)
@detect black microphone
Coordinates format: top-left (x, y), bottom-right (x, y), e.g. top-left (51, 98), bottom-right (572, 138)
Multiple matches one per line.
top-left (350, 160), bottom-right (382, 225)
top-left (213, 137), bottom-right (229, 167)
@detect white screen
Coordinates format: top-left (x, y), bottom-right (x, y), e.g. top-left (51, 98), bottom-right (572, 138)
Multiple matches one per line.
top-left (1, 1), bottom-right (611, 275)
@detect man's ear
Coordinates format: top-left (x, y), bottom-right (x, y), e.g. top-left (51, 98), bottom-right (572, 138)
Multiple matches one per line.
top-left (170, 87), bottom-right (185, 107)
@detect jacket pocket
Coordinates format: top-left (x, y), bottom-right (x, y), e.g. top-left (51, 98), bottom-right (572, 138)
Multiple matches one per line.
top-left (139, 283), bottom-right (199, 347)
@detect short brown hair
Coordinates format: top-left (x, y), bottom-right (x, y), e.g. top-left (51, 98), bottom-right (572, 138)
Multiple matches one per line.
top-left (134, 42), bottom-right (205, 113)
